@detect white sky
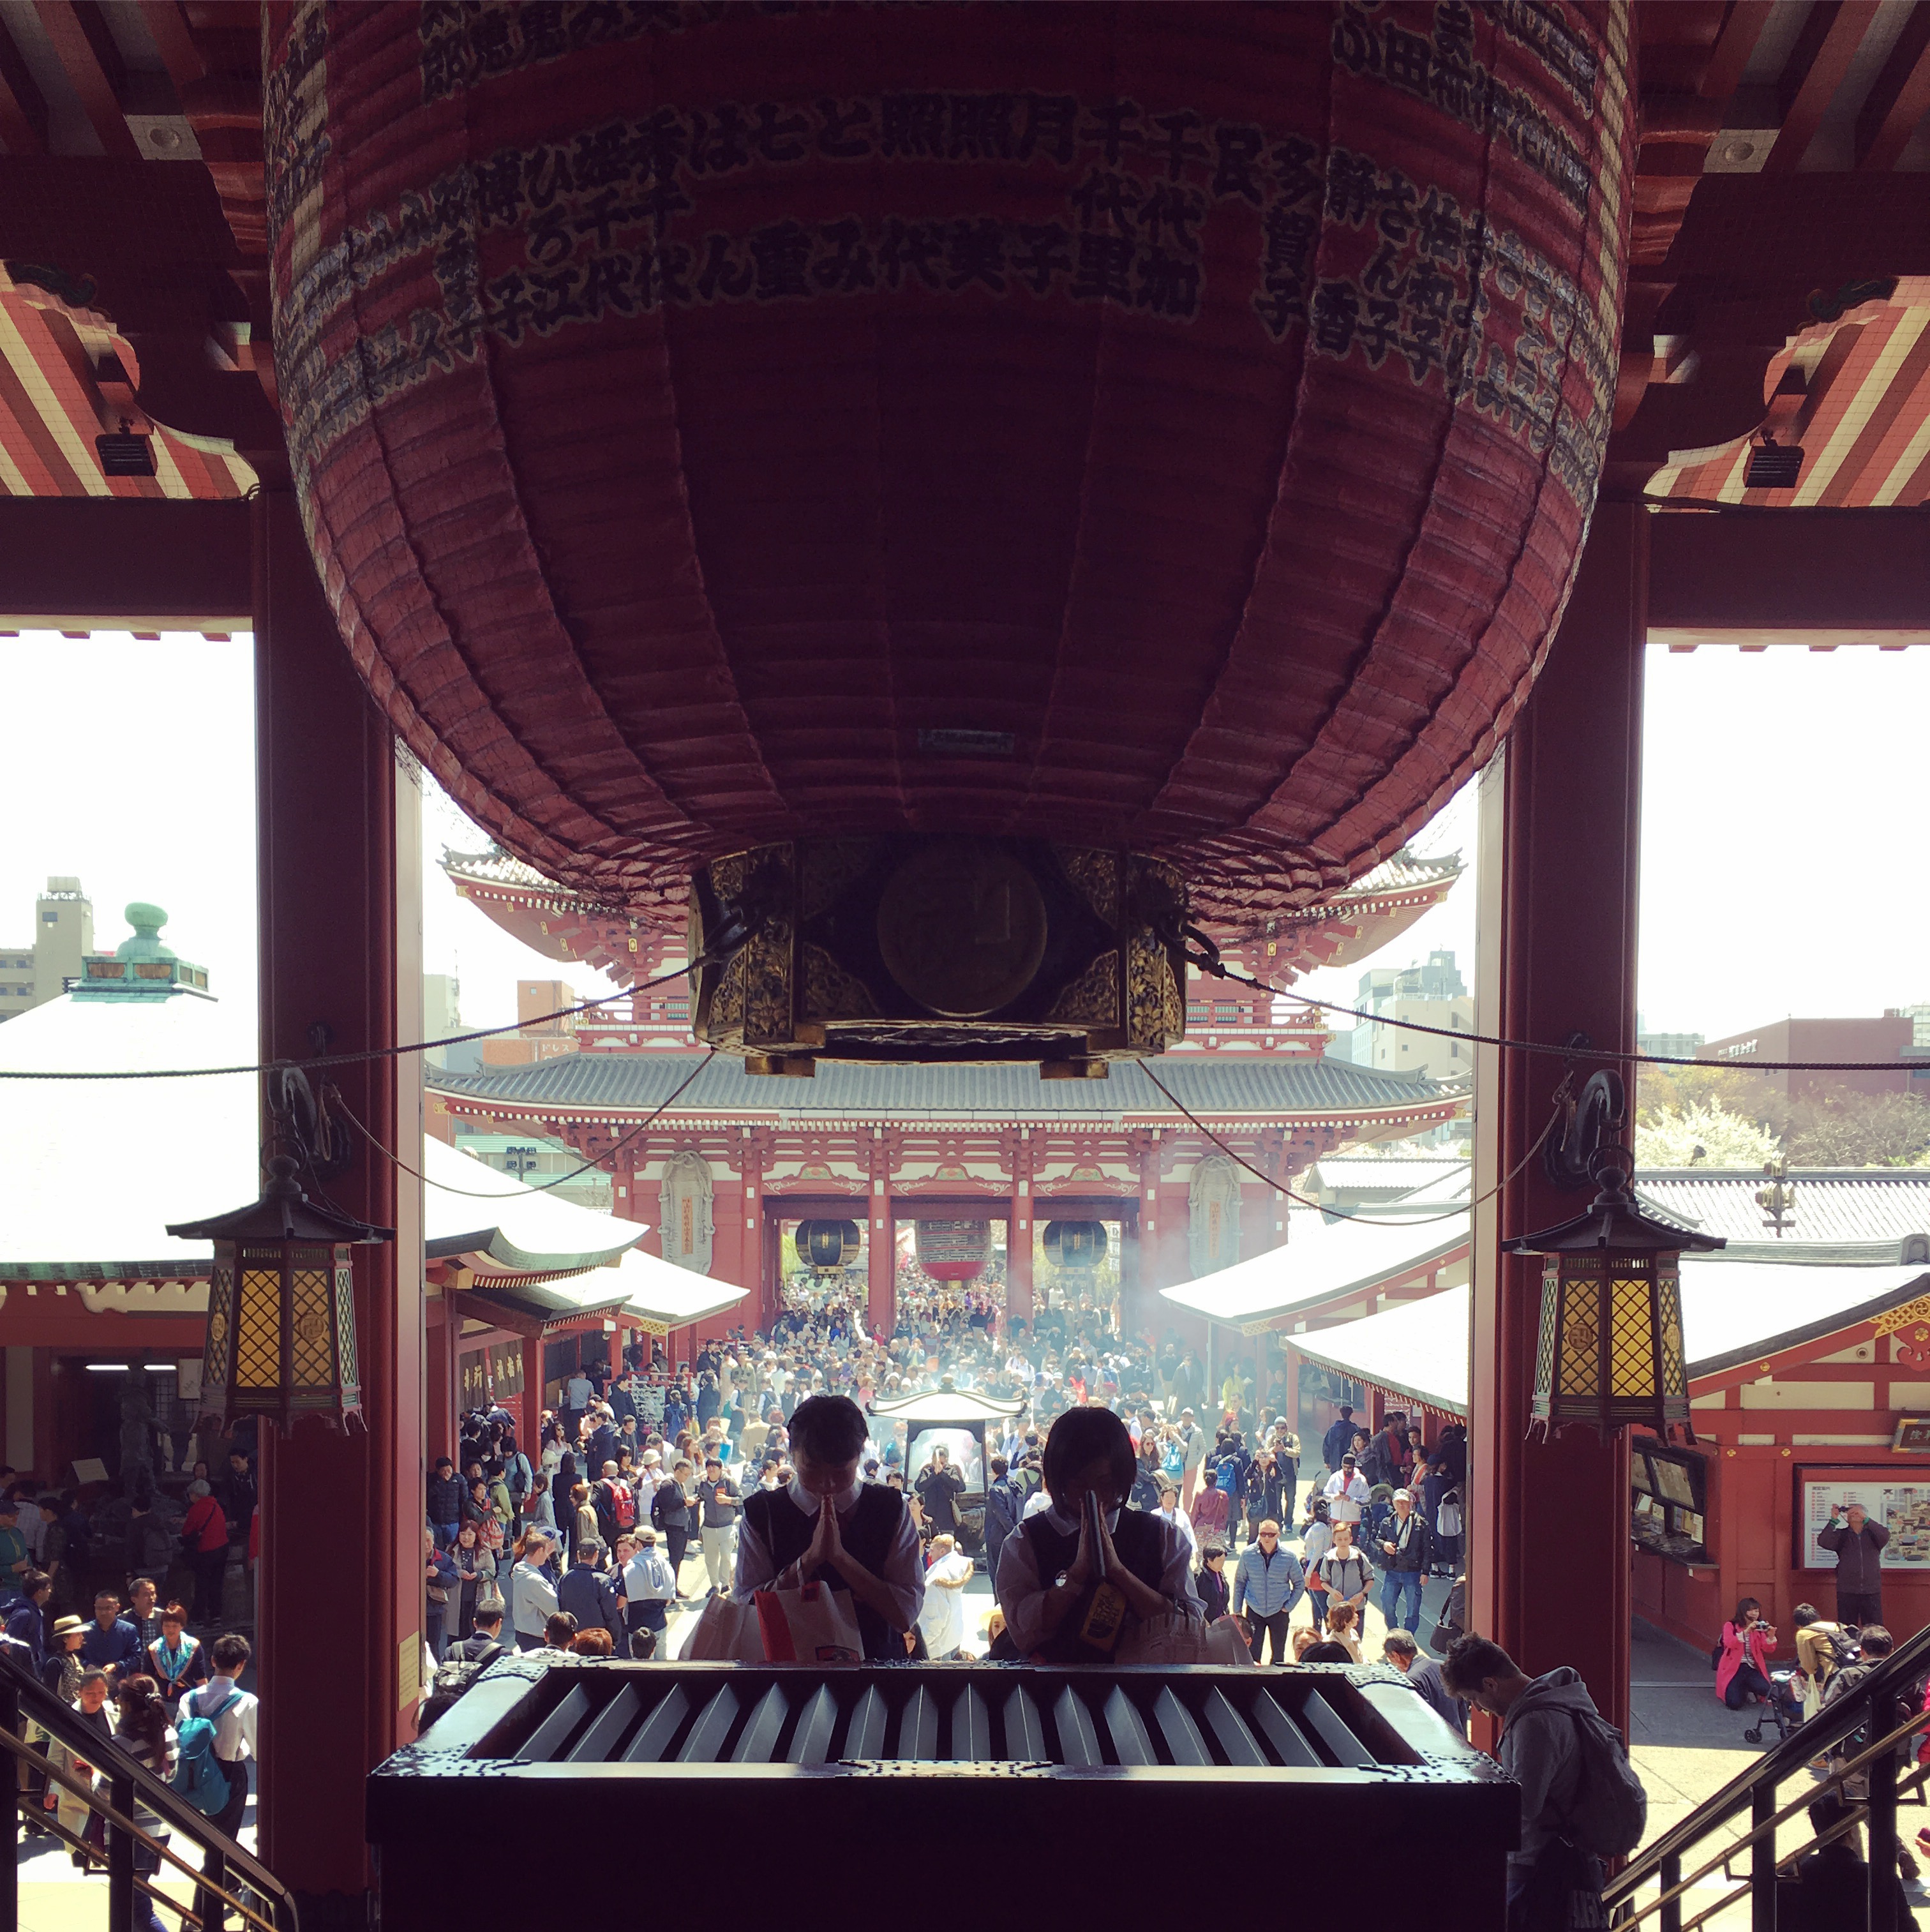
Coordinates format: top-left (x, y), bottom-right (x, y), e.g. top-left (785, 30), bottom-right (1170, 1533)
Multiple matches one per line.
top-left (1, 632), bottom-right (1925, 1050)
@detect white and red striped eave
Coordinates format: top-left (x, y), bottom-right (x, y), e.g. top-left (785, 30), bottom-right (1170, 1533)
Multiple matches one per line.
top-left (0, 276), bottom-right (255, 504)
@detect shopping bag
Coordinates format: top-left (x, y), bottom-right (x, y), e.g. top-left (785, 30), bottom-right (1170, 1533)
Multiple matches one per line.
top-left (752, 1580), bottom-right (864, 1663)
top-left (680, 1589), bottom-right (766, 1661)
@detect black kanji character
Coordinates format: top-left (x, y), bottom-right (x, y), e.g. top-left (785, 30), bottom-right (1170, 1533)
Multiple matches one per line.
top-left (516, 3), bottom-right (569, 64)
top-left (572, 186), bottom-right (630, 252)
top-left (1019, 93), bottom-right (1079, 165)
top-left (689, 103), bottom-right (753, 175)
top-left (1357, 295), bottom-right (1400, 365)
top-left (747, 220), bottom-right (814, 300)
top-left (1324, 148), bottom-right (1379, 227)
top-left (1135, 243), bottom-right (1200, 319)
top-left (1384, 24), bottom-right (1432, 93)
top-left (945, 217), bottom-right (1007, 292)
top-left (1310, 279), bottom-right (1361, 356)
top-left (1375, 172), bottom-right (1417, 246)
top-left (1070, 230), bottom-right (1137, 304)
top-left (1252, 276), bottom-right (1305, 341)
top-left (815, 98), bottom-right (875, 160)
top-left (1361, 240), bottom-right (1408, 301)
top-left (878, 218), bottom-right (946, 290)
top-left (1070, 167), bottom-right (1142, 234)
top-left (526, 202), bottom-right (575, 267)
top-left (469, 9), bottom-right (516, 75)
top-left (694, 232), bottom-right (752, 302)
top-left (1010, 221), bottom-right (1072, 296)
top-left (1138, 180), bottom-right (1204, 252)
top-left (811, 217), bottom-right (876, 293)
top-left (629, 108), bottom-right (689, 186)
top-left (1151, 108), bottom-right (1208, 181)
top-left (523, 143), bottom-right (575, 212)
top-left (948, 91), bottom-right (1017, 160)
top-left (473, 149), bottom-right (527, 229)
top-left (752, 101), bottom-right (809, 165)
top-left (1397, 315), bottom-right (1443, 382)
top-left (1414, 187), bottom-right (1463, 266)
top-left (880, 92), bottom-right (946, 158)
top-left (578, 249), bottom-right (638, 319)
top-left (1080, 98), bottom-right (1144, 167)
top-left (1405, 263), bottom-right (1453, 322)
top-left (1268, 135), bottom-right (1321, 207)
top-left (639, 241), bottom-right (693, 310)
top-left (1261, 202), bottom-right (1318, 277)
top-left (572, 121), bottom-right (632, 191)
top-left (636, 174), bottom-right (693, 234)
top-left (1211, 122), bottom-right (1265, 205)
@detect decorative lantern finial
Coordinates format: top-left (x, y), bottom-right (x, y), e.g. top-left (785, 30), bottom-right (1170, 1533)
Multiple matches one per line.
top-left (1508, 1072), bottom-right (1724, 1444)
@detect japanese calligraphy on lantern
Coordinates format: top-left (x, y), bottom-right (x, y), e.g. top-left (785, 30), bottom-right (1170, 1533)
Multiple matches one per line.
top-left (275, 3), bottom-right (1623, 516)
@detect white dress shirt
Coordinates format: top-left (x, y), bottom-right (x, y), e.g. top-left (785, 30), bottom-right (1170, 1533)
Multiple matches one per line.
top-left (731, 1477), bottom-right (925, 1632)
top-left (177, 1675), bottom-right (257, 1762)
top-left (994, 1502), bottom-right (1202, 1657)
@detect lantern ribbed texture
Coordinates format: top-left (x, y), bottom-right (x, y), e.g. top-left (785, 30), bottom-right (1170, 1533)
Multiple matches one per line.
top-left (267, 1), bottom-right (1631, 927)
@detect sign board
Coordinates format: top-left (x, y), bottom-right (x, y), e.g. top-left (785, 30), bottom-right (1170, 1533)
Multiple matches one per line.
top-left (71, 1458), bottom-right (110, 1486)
top-left (1894, 1416), bottom-right (1930, 1453)
top-left (1799, 1473), bottom-right (1930, 1569)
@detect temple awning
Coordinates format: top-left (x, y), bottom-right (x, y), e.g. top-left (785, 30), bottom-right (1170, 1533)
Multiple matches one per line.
top-left (612, 1246), bottom-right (748, 1335)
top-left (1295, 1257), bottom-right (1930, 1421)
top-left (423, 1138), bottom-right (645, 1277)
top-left (870, 1387), bottom-right (1026, 1425)
top-left (1158, 1209), bottom-right (1469, 1331)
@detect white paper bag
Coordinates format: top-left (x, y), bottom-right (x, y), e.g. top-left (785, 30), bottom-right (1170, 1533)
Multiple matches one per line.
top-left (681, 1589), bottom-right (767, 1661)
top-left (753, 1581), bottom-right (864, 1663)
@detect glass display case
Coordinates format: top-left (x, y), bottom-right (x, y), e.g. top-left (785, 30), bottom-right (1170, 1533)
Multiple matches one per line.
top-left (1631, 1439), bottom-right (1709, 1564)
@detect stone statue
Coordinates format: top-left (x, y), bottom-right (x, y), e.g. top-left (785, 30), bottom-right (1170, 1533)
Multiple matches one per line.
top-left (119, 1371), bottom-right (155, 1500)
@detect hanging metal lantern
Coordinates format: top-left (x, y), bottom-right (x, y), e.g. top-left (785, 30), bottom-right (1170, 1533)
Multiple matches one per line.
top-left (915, 1219), bottom-right (991, 1283)
top-left (1508, 1073), bottom-right (1723, 1443)
top-left (167, 1154), bottom-right (393, 1434)
top-left (795, 1218), bottom-right (861, 1269)
top-left (1043, 1220), bottom-right (1108, 1270)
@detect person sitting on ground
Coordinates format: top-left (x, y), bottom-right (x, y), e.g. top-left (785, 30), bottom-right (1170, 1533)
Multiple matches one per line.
top-left (1716, 1596), bottom-right (1777, 1710)
top-left (995, 1404), bottom-right (1201, 1663)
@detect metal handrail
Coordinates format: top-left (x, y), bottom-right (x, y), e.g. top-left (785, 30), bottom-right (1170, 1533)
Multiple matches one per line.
top-left (1614, 1702), bottom-right (1930, 1927)
top-left (0, 1646), bottom-right (299, 1931)
top-left (0, 1726), bottom-right (266, 1931)
top-left (1605, 1617), bottom-right (1930, 1906)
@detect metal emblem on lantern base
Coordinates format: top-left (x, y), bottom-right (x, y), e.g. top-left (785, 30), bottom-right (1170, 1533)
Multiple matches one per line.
top-left (689, 837), bottom-right (1186, 1075)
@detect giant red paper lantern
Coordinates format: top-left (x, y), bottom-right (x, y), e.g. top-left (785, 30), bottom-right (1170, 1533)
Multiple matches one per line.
top-left (268, 0), bottom-right (1631, 1067)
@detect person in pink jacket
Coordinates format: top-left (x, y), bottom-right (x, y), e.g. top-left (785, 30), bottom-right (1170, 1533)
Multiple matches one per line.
top-left (1716, 1596), bottom-right (1777, 1709)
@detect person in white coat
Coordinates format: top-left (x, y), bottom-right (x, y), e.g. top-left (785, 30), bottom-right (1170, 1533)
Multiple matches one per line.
top-left (916, 1534), bottom-right (973, 1659)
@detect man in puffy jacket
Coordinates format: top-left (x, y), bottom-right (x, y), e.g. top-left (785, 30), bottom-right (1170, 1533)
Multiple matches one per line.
top-left (426, 1458), bottom-right (465, 1548)
top-left (557, 1538), bottom-right (625, 1648)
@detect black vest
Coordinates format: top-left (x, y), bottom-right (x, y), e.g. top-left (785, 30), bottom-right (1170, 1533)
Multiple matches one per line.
top-left (740, 1484), bottom-right (907, 1663)
top-left (1019, 1508), bottom-right (1167, 1664)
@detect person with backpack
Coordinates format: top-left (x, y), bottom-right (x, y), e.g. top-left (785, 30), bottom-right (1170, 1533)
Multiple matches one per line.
top-left (1442, 1633), bottom-right (1647, 1932)
top-left (592, 1460), bottom-right (636, 1547)
top-left (112, 1673), bottom-right (178, 1932)
top-left (174, 1631), bottom-right (257, 1932)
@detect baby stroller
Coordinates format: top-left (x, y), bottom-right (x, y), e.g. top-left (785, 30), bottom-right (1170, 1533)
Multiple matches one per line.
top-left (1744, 1664), bottom-right (1806, 1746)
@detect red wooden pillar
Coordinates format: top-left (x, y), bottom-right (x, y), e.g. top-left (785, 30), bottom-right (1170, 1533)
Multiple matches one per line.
top-left (867, 1202), bottom-right (895, 1338)
top-left (518, 1335), bottom-right (540, 1451)
top-left (424, 1298), bottom-right (452, 1467)
top-left (253, 487), bottom-right (425, 1903)
top-left (1469, 502), bottom-right (1645, 1742)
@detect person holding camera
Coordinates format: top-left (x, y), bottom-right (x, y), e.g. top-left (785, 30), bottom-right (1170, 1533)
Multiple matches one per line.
top-left (1818, 1501), bottom-right (1888, 1629)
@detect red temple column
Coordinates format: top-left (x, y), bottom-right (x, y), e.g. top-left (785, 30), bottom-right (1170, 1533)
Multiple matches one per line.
top-left (1007, 1129), bottom-right (1035, 1331)
top-left (518, 1336), bottom-right (540, 1451)
top-left (253, 486), bottom-right (425, 1902)
top-left (867, 1203), bottom-right (895, 1338)
top-left (1469, 501), bottom-right (1645, 1742)
top-left (424, 1299), bottom-right (452, 1466)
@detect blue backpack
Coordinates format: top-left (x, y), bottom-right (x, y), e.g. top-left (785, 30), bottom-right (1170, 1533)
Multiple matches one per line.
top-left (171, 1689), bottom-right (241, 1817)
